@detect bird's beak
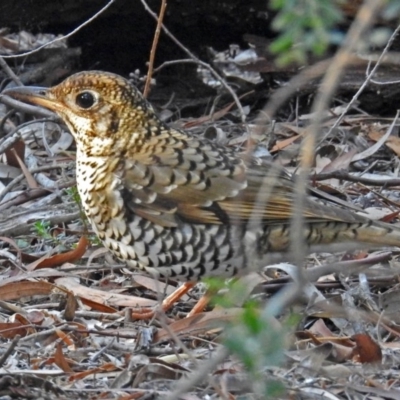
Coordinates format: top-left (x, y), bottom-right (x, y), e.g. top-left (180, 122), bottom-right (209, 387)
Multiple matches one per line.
top-left (2, 86), bottom-right (62, 113)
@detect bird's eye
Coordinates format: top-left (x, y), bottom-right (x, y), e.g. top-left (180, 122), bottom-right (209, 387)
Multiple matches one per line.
top-left (75, 91), bottom-right (96, 109)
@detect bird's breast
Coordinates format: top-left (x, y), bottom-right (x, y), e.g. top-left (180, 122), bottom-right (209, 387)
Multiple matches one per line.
top-left (74, 155), bottom-right (244, 280)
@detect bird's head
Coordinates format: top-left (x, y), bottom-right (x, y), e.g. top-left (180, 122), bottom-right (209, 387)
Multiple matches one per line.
top-left (2, 71), bottom-right (158, 156)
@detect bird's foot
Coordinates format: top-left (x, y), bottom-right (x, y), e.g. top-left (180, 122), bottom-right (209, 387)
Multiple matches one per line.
top-left (186, 291), bottom-right (213, 317)
top-left (130, 282), bottom-right (196, 320)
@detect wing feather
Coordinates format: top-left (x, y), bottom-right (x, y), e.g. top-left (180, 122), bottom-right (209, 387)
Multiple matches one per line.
top-left (120, 132), bottom-right (365, 227)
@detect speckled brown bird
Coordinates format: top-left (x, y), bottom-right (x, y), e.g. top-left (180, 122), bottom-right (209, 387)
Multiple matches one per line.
top-left (3, 71), bottom-right (400, 314)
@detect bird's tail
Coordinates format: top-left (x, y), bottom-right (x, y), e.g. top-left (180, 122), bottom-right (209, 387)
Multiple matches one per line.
top-left (265, 220), bottom-right (400, 252)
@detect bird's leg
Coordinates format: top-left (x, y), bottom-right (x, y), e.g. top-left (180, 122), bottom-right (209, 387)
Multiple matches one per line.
top-left (161, 281), bottom-right (196, 311)
top-left (186, 288), bottom-right (216, 317)
top-left (130, 282), bottom-right (196, 320)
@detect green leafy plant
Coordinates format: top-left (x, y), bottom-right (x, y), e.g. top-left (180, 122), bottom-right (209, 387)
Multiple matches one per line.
top-left (270, 0), bottom-right (400, 66)
top-left (270, 0), bottom-right (344, 65)
top-left (64, 186), bottom-right (81, 206)
top-left (205, 277), bottom-right (301, 396)
top-left (64, 186), bottom-right (90, 232)
top-left (33, 220), bottom-right (53, 240)
top-left (89, 234), bottom-right (103, 247)
top-left (64, 186), bottom-right (101, 246)
top-left (223, 301), bottom-right (289, 397)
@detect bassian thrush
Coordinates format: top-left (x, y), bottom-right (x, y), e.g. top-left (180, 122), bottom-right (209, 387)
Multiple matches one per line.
top-left (3, 71), bottom-right (400, 316)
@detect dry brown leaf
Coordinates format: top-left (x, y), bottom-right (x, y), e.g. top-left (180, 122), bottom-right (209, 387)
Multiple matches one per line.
top-left (352, 333), bottom-right (382, 364)
top-left (25, 310), bottom-right (45, 325)
top-left (154, 308), bottom-right (242, 343)
top-left (67, 321), bottom-right (89, 333)
top-left (297, 320), bottom-right (359, 358)
top-left (132, 360), bottom-right (185, 386)
top-left (54, 342), bottom-right (73, 373)
top-left (80, 297), bottom-right (118, 313)
top-left (55, 328), bottom-right (74, 348)
top-left (0, 269), bottom-right (72, 287)
top-left (68, 362), bottom-right (118, 381)
top-left (368, 129), bottom-right (400, 157)
top-left (5, 139), bottom-right (25, 168)
top-left (315, 155), bottom-right (332, 174)
top-left (340, 250), bottom-right (369, 261)
top-left (320, 149), bottom-right (358, 173)
top-left (55, 277), bottom-right (156, 308)
top-left (27, 236), bottom-right (88, 270)
top-left (308, 318), bottom-right (335, 338)
top-left (270, 134), bottom-right (301, 153)
top-left (64, 292), bottom-right (78, 321)
top-left (0, 281), bottom-right (58, 300)
top-left (381, 210), bottom-right (400, 223)
top-left (14, 313), bottom-right (34, 327)
top-left (0, 322), bottom-right (31, 338)
top-left (323, 342), bottom-right (353, 363)
top-left (295, 330), bottom-right (323, 347)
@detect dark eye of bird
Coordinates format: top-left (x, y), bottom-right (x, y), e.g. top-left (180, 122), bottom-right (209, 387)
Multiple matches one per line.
top-left (76, 91), bottom-right (96, 109)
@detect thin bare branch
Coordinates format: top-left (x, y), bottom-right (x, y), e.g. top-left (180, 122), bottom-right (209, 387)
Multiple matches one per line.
top-left (143, 0), bottom-right (167, 98)
top-left (139, 0), bottom-right (248, 125)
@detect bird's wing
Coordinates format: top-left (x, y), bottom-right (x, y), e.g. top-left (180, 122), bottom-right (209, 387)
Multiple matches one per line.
top-left (217, 164), bottom-right (365, 224)
top-left (121, 133), bottom-right (364, 227)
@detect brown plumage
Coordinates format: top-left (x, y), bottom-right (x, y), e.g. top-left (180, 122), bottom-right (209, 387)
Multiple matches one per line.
top-left (3, 71), bottom-right (400, 282)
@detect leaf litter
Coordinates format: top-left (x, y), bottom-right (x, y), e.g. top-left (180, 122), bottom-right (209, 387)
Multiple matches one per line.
top-left (1, 33), bottom-right (400, 400)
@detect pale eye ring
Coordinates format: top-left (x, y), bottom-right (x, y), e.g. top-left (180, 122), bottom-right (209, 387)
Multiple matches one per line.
top-left (75, 91), bottom-right (97, 109)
